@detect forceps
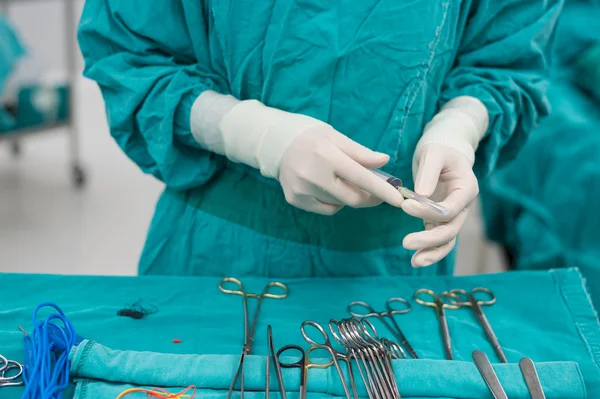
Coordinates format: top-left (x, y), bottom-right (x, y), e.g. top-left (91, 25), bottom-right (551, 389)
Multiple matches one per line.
top-left (348, 298), bottom-right (418, 359)
top-left (414, 289), bottom-right (459, 360)
top-left (277, 344), bottom-right (333, 399)
top-left (0, 354), bottom-right (23, 387)
top-left (519, 358), bottom-right (547, 399)
top-left (473, 350), bottom-right (508, 399)
top-left (449, 288), bottom-right (507, 363)
top-left (219, 277), bottom-right (289, 399)
top-left (267, 325), bottom-right (287, 399)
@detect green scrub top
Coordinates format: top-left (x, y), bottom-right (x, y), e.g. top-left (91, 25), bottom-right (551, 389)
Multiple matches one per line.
top-left (77, 0), bottom-right (562, 277)
top-left (0, 269), bottom-right (599, 398)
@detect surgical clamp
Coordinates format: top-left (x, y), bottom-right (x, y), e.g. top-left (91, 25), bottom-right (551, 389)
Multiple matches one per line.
top-left (449, 288), bottom-right (507, 363)
top-left (348, 298), bottom-right (418, 359)
top-left (219, 277), bottom-right (288, 399)
top-left (414, 289), bottom-right (460, 360)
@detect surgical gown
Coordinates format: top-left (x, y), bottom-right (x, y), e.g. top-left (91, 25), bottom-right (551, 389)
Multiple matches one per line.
top-left (481, 0), bottom-right (600, 308)
top-left (78, 0), bottom-right (562, 277)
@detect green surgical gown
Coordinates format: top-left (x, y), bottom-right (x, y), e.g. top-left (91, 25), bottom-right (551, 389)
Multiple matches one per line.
top-left (481, 83), bottom-right (600, 309)
top-left (78, 0), bottom-right (562, 278)
top-left (480, 0), bottom-right (600, 309)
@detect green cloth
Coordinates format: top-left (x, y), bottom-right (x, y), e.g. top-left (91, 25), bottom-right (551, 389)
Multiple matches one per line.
top-left (1, 269), bottom-right (599, 398)
top-left (575, 44), bottom-right (600, 102)
top-left (480, 83), bottom-right (600, 309)
top-left (68, 341), bottom-right (585, 399)
top-left (13, 85), bottom-right (70, 129)
top-left (547, 0), bottom-right (600, 68)
top-left (480, 1), bottom-right (600, 310)
top-left (0, 108), bottom-right (16, 132)
top-left (1, 85), bottom-right (71, 134)
top-left (0, 15), bottom-right (25, 132)
top-left (77, 0), bottom-right (562, 277)
top-left (0, 15), bottom-right (25, 94)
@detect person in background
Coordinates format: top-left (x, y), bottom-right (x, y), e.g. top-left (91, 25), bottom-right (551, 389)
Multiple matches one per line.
top-left (481, 0), bottom-right (600, 308)
top-left (78, 0), bottom-right (562, 278)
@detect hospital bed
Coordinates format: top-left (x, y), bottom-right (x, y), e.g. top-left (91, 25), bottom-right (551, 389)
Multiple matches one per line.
top-left (0, 0), bottom-right (85, 188)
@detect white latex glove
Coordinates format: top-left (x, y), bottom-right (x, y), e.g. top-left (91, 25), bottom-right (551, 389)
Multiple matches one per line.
top-left (278, 126), bottom-right (404, 215)
top-left (401, 96), bottom-right (489, 267)
top-left (190, 91), bottom-right (404, 215)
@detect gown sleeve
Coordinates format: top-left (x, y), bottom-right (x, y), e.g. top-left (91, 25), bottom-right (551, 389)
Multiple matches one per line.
top-left (78, 0), bottom-right (229, 189)
top-left (440, 0), bottom-right (564, 177)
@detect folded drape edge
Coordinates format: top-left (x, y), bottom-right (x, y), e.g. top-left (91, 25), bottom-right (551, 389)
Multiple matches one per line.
top-left (69, 341), bottom-right (586, 399)
top-left (70, 339), bottom-right (95, 376)
top-left (552, 268), bottom-right (600, 372)
top-left (71, 378), bottom-right (586, 399)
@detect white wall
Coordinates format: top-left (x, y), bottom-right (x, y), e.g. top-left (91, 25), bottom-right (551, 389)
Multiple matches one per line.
top-left (2, 0), bottom-right (85, 75)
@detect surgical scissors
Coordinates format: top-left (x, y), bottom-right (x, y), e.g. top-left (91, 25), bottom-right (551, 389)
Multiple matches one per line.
top-left (277, 345), bottom-right (333, 399)
top-left (414, 289), bottom-right (460, 360)
top-left (448, 288), bottom-right (507, 363)
top-left (219, 277), bottom-right (288, 399)
top-left (348, 298), bottom-right (418, 359)
top-left (0, 354), bottom-right (23, 387)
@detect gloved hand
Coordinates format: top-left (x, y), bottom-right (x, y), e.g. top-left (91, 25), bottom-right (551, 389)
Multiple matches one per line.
top-left (401, 96), bottom-right (489, 267)
top-left (190, 91), bottom-right (404, 215)
top-left (278, 125), bottom-right (404, 215)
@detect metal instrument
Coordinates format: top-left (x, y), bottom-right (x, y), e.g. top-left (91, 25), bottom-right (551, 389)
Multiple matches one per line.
top-left (218, 277), bottom-right (288, 399)
top-left (348, 298), bottom-right (418, 359)
top-left (519, 358), bottom-right (547, 399)
top-left (277, 345), bottom-right (333, 399)
top-left (301, 320), bottom-right (356, 399)
top-left (329, 318), bottom-right (402, 399)
top-left (414, 289), bottom-right (459, 360)
top-left (371, 169), bottom-right (449, 215)
top-left (265, 354), bottom-right (270, 399)
top-left (0, 354), bottom-right (23, 387)
top-left (267, 325), bottom-right (287, 399)
top-left (472, 350), bottom-right (508, 399)
top-left (449, 288), bottom-right (507, 363)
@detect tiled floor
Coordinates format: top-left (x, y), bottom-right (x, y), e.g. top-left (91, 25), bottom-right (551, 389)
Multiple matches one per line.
top-left (0, 79), bottom-right (506, 276)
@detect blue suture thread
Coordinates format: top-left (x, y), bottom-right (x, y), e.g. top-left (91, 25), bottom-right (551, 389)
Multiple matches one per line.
top-left (20, 303), bottom-right (78, 399)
